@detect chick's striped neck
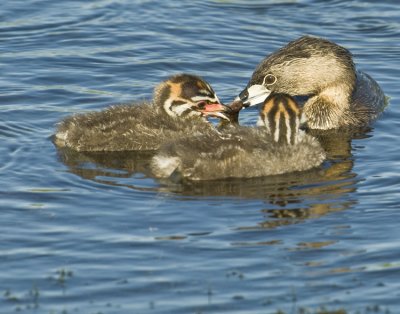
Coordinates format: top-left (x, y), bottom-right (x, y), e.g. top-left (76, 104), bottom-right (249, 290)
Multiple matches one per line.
top-left (258, 94), bottom-right (302, 145)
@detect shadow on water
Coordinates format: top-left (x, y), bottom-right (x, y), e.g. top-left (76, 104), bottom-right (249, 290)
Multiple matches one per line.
top-left (55, 127), bottom-right (373, 229)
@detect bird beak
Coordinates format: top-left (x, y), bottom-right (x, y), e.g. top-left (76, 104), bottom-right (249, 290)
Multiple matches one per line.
top-left (237, 84), bottom-right (271, 107)
top-left (201, 103), bottom-right (233, 121)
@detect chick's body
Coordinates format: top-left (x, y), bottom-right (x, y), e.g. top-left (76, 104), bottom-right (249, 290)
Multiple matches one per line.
top-left (54, 74), bottom-right (226, 152)
top-left (151, 94), bottom-right (326, 181)
top-left (54, 103), bottom-right (214, 151)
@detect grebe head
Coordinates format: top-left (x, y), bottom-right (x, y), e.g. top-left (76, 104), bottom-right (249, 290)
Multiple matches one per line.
top-left (153, 73), bottom-right (231, 120)
top-left (258, 93), bottom-right (303, 145)
top-left (238, 36), bottom-right (356, 107)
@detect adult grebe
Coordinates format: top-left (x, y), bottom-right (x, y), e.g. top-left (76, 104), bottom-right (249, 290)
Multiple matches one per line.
top-left (237, 36), bottom-right (386, 130)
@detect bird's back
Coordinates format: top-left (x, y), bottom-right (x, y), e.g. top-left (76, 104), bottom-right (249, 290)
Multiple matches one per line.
top-left (54, 102), bottom-right (213, 152)
top-left (349, 71), bottom-right (387, 127)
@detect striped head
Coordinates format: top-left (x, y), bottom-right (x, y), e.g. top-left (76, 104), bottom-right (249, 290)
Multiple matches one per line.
top-left (153, 73), bottom-right (231, 120)
top-left (258, 93), bottom-right (303, 145)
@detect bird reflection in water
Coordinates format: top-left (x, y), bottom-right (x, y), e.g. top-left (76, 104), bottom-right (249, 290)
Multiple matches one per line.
top-left (55, 125), bottom-right (371, 231)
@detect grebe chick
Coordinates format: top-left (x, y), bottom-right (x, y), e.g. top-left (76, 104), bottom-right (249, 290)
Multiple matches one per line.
top-left (54, 74), bottom-right (231, 152)
top-left (151, 94), bottom-right (326, 181)
top-left (238, 36), bottom-right (386, 130)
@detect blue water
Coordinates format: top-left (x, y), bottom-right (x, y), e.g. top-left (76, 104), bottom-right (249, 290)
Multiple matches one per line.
top-left (1, 1), bottom-right (400, 313)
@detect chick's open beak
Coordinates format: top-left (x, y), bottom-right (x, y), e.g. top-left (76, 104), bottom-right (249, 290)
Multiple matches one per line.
top-left (200, 103), bottom-right (233, 121)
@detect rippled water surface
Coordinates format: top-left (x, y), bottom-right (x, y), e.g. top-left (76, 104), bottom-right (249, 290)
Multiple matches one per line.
top-left (1, 1), bottom-right (400, 313)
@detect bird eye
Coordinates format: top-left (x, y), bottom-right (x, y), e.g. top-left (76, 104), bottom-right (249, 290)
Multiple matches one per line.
top-left (197, 101), bottom-right (207, 109)
top-left (264, 74), bottom-right (277, 86)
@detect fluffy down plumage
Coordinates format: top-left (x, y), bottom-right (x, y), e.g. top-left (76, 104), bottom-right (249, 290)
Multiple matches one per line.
top-left (151, 126), bottom-right (326, 181)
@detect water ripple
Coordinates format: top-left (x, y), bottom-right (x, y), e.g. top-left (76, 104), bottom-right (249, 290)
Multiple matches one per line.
top-left (1, 0), bottom-right (400, 313)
